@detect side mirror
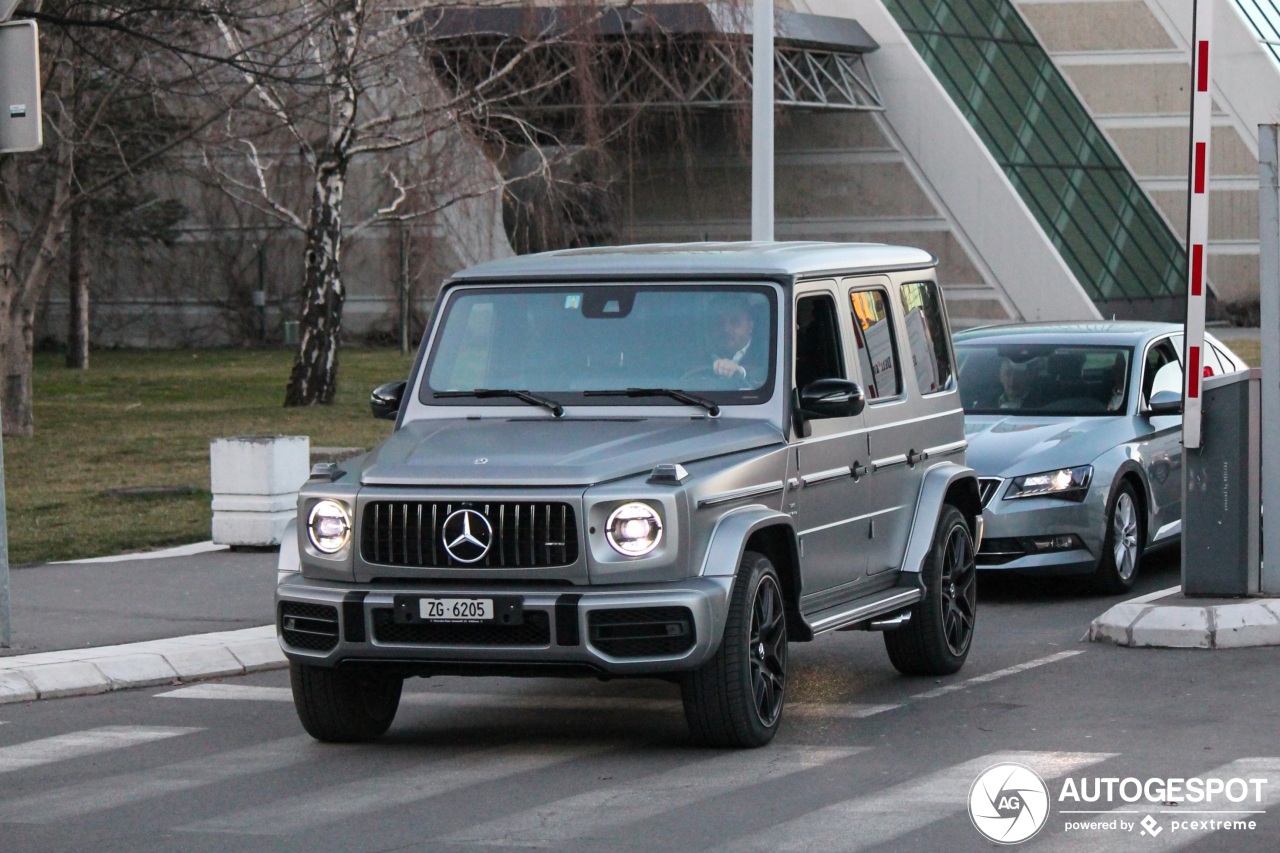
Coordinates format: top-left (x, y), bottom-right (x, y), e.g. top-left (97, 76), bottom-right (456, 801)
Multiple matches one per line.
top-left (799, 378), bottom-right (866, 419)
top-left (1147, 389), bottom-right (1182, 416)
top-left (370, 380), bottom-right (407, 420)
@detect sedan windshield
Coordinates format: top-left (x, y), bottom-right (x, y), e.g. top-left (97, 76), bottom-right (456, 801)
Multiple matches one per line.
top-left (423, 284), bottom-right (777, 408)
top-left (956, 343), bottom-right (1132, 416)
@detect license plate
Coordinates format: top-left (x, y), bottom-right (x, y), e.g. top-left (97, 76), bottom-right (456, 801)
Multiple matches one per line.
top-left (391, 594), bottom-right (523, 625)
top-left (419, 598), bottom-right (493, 622)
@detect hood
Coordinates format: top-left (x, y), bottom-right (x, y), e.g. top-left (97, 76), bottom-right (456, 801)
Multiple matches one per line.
top-left (361, 416), bottom-right (786, 487)
top-left (963, 415), bottom-right (1124, 478)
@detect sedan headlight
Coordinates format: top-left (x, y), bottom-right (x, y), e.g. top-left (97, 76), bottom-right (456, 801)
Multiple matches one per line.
top-left (1004, 465), bottom-right (1093, 501)
top-left (605, 502), bottom-right (663, 556)
top-left (307, 500), bottom-right (352, 553)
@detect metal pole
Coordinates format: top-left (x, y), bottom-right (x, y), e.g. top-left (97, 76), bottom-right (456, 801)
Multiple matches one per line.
top-left (751, 0), bottom-right (774, 242)
top-left (0, 395), bottom-right (9, 647)
top-left (1260, 125), bottom-right (1280, 594)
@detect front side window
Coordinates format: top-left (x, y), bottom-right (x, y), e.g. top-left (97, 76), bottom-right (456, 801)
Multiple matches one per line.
top-left (794, 292), bottom-right (846, 391)
top-left (423, 284), bottom-right (776, 408)
top-left (898, 281), bottom-right (954, 394)
top-left (957, 343), bottom-right (1134, 416)
top-left (849, 289), bottom-right (902, 401)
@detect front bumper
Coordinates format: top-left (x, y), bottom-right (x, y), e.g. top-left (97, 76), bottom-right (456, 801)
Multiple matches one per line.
top-left (275, 575), bottom-right (733, 676)
top-left (975, 483), bottom-right (1106, 575)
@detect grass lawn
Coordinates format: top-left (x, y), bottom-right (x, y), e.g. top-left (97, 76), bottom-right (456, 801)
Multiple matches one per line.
top-left (6, 347), bottom-right (413, 565)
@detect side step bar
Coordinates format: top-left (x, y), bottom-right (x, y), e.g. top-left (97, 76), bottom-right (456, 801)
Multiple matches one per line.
top-left (805, 588), bottom-right (922, 636)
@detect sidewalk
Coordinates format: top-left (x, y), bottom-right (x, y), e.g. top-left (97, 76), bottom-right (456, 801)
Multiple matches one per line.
top-left (1, 543), bottom-right (285, 704)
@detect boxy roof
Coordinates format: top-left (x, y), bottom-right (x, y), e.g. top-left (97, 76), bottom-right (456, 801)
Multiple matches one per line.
top-left (448, 242), bottom-right (939, 284)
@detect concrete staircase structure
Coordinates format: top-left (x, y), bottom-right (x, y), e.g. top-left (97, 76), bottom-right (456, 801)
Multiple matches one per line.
top-left (1014, 0), bottom-right (1280, 309)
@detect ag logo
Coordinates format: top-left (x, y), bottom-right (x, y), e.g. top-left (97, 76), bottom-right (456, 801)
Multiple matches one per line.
top-left (968, 762), bottom-right (1050, 844)
top-left (441, 509), bottom-right (493, 564)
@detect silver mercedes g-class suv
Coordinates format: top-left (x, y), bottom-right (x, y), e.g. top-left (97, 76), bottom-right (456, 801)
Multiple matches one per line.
top-left (277, 242), bottom-right (982, 748)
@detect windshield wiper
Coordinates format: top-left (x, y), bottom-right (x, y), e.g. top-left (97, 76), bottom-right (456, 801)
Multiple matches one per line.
top-left (434, 389), bottom-right (564, 418)
top-left (584, 388), bottom-right (720, 417)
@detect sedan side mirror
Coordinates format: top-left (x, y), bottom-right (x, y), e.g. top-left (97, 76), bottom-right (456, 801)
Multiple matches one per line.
top-left (370, 380), bottom-right (407, 420)
top-left (1146, 389), bottom-right (1182, 416)
top-left (799, 378), bottom-right (866, 419)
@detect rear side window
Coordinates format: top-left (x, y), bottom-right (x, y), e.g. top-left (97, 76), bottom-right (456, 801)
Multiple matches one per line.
top-left (849, 289), bottom-right (902, 401)
top-left (898, 281), bottom-right (954, 394)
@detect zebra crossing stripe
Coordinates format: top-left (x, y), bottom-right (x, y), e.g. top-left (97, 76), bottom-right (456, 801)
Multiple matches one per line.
top-left (712, 750), bottom-right (1115, 852)
top-left (445, 745), bottom-right (867, 847)
top-left (177, 742), bottom-right (615, 836)
top-left (0, 736), bottom-right (313, 824)
top-left (1034, 757), bottom-right (1280, 851)
top-left (0, 726), bottom-right (200, 775)
top-left (156, 683), bottom-right (901, 719)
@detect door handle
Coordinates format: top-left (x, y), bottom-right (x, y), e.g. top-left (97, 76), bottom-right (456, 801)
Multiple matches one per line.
top-left (852, 462), bottom-right (868, 480)
top-left (906, 449), bottom-right (922, 467)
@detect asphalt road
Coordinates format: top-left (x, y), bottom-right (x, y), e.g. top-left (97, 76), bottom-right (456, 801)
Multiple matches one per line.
top-left (1, 551), bottom-right (1277, 852)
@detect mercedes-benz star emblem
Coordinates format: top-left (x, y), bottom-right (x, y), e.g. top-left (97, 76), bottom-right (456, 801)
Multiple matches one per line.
top-left (441, 509), bottom-right (493, 564)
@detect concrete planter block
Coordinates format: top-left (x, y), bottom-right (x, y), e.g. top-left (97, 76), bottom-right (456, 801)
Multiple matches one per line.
top-left (210, 435), bottom-right (309, 547)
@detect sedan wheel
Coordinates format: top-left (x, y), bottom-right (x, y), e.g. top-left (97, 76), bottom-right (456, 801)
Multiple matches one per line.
top-left (1093, 479), bottom-right (1145, 594)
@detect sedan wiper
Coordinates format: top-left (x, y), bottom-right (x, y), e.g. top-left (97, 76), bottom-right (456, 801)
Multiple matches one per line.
top-left (584, 388), bottom-right (720, 417)
top-left (434, 389), bottom-right (564, 418)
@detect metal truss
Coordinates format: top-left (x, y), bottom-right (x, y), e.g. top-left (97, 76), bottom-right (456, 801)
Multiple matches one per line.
top-left (428, 32), bottom-right (883, 144)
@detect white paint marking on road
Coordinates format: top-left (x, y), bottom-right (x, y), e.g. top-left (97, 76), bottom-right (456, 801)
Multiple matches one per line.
top-left (157, 684), bottom-right (291, 702)
top-left (0, 735), bottom-right (313, 824)
top-left (49, 540), bottom-right (226, 565)
top-left (178, 742), bottom-right (614, 836)
top-left (0, 726), bottom-right (201, 775)
top-left (1034, 757), bottom-right (1280, 851)
top-left (155, 683), bottom-right (901, 720)
top-left (714, 750), bottom-right (1115, 853)
top-left (446, 745), bottom-right (867, 847)
top-left (910, 651), bottom-right (1084, 701)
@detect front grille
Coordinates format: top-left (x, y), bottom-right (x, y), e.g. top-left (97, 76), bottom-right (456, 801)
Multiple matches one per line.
top-left (371, 608), bottom-right (551, 647)
top-left (976, 536), bottom-right (1026, 566)
top-left (361, 501), bottom-right (579, 569)
top-left (280, 602), bottom-right (339, 651)
top-left (978, 478), bottom-right (1003, 508)
top-left (588, 607), bottom-right (696, 658)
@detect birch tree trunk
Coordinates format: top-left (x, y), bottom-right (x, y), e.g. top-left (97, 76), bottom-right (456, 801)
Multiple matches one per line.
top-left (284, 160), bottom-right (348, 405)
top-left (282, 1), bottom-right (362, 407)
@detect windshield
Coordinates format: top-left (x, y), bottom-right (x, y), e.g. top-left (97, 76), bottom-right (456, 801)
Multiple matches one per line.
top-left (423, 284), bottom-right (777, 408)
top-left (956, 343), bottom-right (1132, 416)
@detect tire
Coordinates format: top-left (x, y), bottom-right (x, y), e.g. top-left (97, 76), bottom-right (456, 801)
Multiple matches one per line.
top-left (884, 504), bottom-right (977, 676)
top-left (1092, 479), bottom-right (1144, 594)
top-left (290, 661), bottom-right (403, 743)
top-left (682, 551), bottom-right (788, 748)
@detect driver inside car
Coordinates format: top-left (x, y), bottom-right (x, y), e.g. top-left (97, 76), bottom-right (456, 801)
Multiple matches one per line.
top-left (698, 297), bottom-right (765, 385)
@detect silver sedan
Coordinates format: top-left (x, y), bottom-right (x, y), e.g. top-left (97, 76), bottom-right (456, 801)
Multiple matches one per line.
top-left (954, 322), bottom-right (1246, 592)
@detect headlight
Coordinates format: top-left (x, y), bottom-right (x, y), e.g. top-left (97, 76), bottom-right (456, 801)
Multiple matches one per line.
top-left (307, 500), bottom-right (352, 553)
top-left (1004, 465), bottom-right (1093, 501)
top-left (605, 502), bottom-right (663, 556)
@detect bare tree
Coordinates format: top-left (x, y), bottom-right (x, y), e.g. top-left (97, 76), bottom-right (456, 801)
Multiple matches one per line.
top-left (0, 0), bottom-right (242, 433)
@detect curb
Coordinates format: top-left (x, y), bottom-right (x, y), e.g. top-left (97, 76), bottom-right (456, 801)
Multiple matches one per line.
top-left (48, 541), bottom-right (228, 565)
top-left (0, 626), bottom-right (286, 705)
top-left (1089, 586), bottom-right (1280, 648)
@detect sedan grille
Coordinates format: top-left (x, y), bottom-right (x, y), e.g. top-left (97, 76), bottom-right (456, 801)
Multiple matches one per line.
top-left (978, 478), bottom-right (1003, 508)
top-left (361, 501), bottom-right (579, 569)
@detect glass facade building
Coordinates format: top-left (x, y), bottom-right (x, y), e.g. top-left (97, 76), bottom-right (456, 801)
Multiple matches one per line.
top-left (884, 0), bottom-right (1189, 317)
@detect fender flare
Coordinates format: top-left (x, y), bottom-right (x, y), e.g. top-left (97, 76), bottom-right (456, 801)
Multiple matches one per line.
top-left (277, 518), bottom-right (301, 584)
top-left (900, 462), bottom-right (981, 575)
top-left (699, 505), bottom-right (805, 641)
